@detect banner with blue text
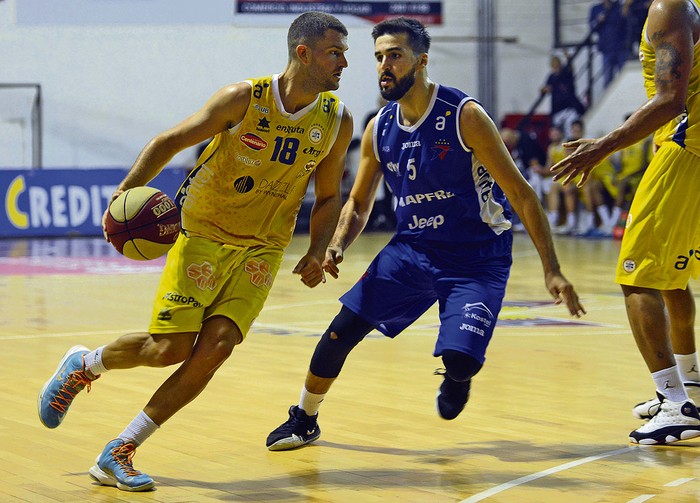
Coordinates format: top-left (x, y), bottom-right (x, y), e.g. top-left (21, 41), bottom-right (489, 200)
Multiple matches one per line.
top-left (0, 168), bottom-right (187, 238)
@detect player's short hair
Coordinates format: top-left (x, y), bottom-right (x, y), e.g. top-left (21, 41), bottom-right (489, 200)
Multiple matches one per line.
top-left (371, 17), bottom-right (431, 55)
top-left (287, 12), bottom-right (348, 60)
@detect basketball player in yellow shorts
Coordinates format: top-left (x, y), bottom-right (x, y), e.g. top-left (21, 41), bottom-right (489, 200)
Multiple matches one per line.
top-left (36, 11), bottom-right (354, 491)
top-left (552, 0), bottom-right (700, 445)
top-left (616, 142), bottom-right (700, 289)
top-left (149, 235), bottom-right (284, 336)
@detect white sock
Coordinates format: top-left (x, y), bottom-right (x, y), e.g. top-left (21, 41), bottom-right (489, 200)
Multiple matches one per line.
top-left (675, 353), bottom-right (700, 383)
top-left (546, 210), bottom-right (558, 226)
top-left (652, 366), bottom-right (688, 402)
top-left (578, 211), bottom-right (594, 232)
top-left (595, 205), bottom-right (611, 228)
top-left (83, 346), bottom-right (108, 377)
top-left (566, 212), bottom-right (576, 228)
top-left (609, 206), bottom-right (622, 226)
top-left (299, 388), bottom-right (325, 417)
top-left (118, 410), bottom-right (160, 447)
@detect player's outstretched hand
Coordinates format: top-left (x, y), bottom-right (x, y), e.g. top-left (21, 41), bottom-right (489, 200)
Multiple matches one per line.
top-left (550, 138), bottom-right (606, 187)
top-left (293, 254), bottom-right (326, 288)
top-left (545, 272), bottom-right (586, 318)
top-left (322, 245), bottom-right (344, 279)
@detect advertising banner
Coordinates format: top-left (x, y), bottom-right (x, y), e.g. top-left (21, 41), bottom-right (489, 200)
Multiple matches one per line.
top-left (0, 168), bottom-right (187, 238)
top-left (234, 0), bottom-right (442, 25)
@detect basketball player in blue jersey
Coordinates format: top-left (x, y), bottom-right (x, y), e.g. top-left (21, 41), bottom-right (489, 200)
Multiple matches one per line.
top-left (266, 17), bottom-right (585, 451)
top-left (36, 12), bottom-right (353, 491)
top-left (553, 0), bottom-right (700, 445)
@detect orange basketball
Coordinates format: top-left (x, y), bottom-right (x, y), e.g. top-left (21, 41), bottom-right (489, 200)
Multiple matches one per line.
top-left (104, 186), bottom-right (181, 260)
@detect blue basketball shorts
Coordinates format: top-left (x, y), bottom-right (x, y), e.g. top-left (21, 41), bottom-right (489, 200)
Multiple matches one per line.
top-left (339, 238), bottom-right (512, 363)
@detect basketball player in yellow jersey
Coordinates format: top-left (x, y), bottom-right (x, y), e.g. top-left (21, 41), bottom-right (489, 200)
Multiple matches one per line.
top-left (552, 0), bottom-right (700, 445)
top-left (36, 11), bottom-right (354, 491)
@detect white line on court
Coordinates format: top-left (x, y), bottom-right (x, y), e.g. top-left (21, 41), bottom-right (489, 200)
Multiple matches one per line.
top-left (459, 446), bottom-right (635, 502)
top-left (664, 477), bottom-right (694, 487)
top-left (627, 495), bottom-right (655, 503)
top-left (0, 329), bottom-right (140, 341)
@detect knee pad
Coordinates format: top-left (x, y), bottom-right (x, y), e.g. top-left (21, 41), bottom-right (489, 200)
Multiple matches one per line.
top-left (441, 349), bottom-right (482, 382)
top-left (309, 306), bottom-right (375, 378)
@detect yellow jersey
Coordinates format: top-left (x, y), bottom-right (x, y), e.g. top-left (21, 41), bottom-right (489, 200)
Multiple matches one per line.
top-left (547, 142), bottom-right (567, 167)
top-left (178, 75), bottom-right (344, 248)
top-left (639, 0), bottom-right (700, 156)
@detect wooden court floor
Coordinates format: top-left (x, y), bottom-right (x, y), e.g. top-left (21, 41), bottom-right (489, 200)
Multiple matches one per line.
top-left (2, 232), bottom-right (700, 502)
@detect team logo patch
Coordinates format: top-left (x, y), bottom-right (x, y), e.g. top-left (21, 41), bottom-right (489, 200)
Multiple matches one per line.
top-left (236, 153), bottom-right (261, 167)
top-left (187, 261), bottom-right (216, 290)
top-left (308, 126), bottom-right (323, 144)
top-left (234, 176), bottom-right (255, 193)
top-left (431, 139), bottom-right (452, 160)
top-left (296, 160), bottom-right (316, 178)
top-left (623, 259), bottom-right (636, 273)
top-left (240, 133), bottom-right (268, 151)
top-left (245, 259), bottom-right (273, 288)
top-left (458, 302), bottom-right (495, 337)
top-left (256, 117), bottom-right (271, 132)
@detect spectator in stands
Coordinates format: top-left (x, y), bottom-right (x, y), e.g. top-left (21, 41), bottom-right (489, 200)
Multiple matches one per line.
top-left (623, 0), bottom-right (652, 58)
top-left (589, 0), bottom-right (629, 86)
top-left (360, 97), bottom-right (395, 231)
top-left (540, 53), bottom-right (586, 138)
top-left (570, 119), bottom-right (617, 237)
top-left (552, 120), bottom-right (585, 234)
top-left (500, 127), bottom-right (546, 185)
top-left (501, 127), bottom-right (547, 232)
top-left (610, 118), bottom-right (654, 232)
top-left (542, 125), bottom-right (568, 228)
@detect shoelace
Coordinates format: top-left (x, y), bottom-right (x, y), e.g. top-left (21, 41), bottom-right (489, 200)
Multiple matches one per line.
top-left (111, 442), bottom-right (142, 477)
top-left (49, 370), bottom-right (94, 413)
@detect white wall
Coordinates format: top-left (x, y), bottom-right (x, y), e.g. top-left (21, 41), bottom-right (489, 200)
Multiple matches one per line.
top-left (0, 0), bottom-right (564, 169)
top-left (584, 60), bottom-right (648, 138)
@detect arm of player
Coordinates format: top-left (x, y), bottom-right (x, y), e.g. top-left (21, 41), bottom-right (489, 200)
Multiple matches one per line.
top-left (323, 117), bottom-right (385, 279)
top-left (293, 107), bottom-right (354, 288)
top-left (551, 0), bottom-right (695, 186)
top-left (460, 101), bottom-right (585, 317)
top-left (114, 82), bottom-right (252, 197)
top-left (101, 82), bottom-right (252, 236)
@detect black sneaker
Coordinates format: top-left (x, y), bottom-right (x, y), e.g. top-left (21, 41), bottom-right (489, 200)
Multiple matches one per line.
top-left (435, 369), bottom-right (471, 420)
top-left (266, 405), bottom-right (321, 451)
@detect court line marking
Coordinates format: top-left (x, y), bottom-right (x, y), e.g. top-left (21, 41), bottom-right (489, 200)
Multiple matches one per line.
top-left (459, 446), bottom-right (635, 502)
top-left (627, 496), bottom-right (655, 503)
top-left (665, 477), bottom-right (694, 487)
top-left (0, 329), bottom-right (141, 341)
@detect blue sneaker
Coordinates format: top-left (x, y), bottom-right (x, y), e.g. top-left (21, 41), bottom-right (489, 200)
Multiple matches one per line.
top-left (435, 368), bottom-right (471, 420)
top-left (266, 405), bottom-right (321, 451)
top-left (38, 345), bottom-right (97, 428)
top-left (88, 439), bottom-right (155, 491)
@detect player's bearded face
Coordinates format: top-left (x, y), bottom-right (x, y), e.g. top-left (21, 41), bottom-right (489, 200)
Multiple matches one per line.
top-left (379, 63), bottom-right (417, 101)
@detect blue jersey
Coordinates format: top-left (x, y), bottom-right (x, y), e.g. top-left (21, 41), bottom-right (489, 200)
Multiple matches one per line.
top-left (373, 84), bottom-right (512, 246)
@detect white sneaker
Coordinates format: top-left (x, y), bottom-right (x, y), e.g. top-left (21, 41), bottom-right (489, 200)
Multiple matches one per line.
top-left (554, 223), bottom-right (573, 235)
top-left (632, 382), bottom-right (700, 419)
top-left (629, 393), bottom-right (700, 445)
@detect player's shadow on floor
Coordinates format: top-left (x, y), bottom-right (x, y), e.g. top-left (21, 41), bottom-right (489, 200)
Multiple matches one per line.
top-left (74, 441), bottom-right (700, 500)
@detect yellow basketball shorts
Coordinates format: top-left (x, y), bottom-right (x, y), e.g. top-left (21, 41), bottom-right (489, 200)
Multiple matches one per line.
top-left (149, 233), bottom-right (283, 337)
top-left (616, 142), bottom-right (700, 289)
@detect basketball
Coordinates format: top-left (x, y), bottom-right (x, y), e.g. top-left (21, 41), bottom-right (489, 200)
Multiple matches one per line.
top-left (104, 186), bottom-right (181, 260)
